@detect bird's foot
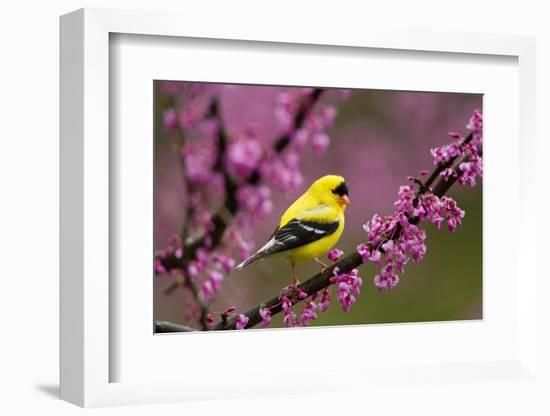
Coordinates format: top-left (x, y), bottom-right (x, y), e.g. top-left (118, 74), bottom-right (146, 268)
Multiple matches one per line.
top-left (314, 257), bottom-right (329, 273)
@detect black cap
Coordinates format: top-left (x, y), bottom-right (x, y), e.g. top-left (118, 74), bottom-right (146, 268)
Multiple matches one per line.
top-left (332, 181), bottom-right (349, 197)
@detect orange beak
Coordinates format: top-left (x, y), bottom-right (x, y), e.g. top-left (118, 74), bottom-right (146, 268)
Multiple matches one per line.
top-left (340, 195), bottom-right (351, 206)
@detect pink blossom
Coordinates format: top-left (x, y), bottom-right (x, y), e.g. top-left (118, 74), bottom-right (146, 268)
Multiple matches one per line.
top-left (154, 259), bottom-right (166, 274)
top-left (299, 301), bottom-right (318, 326)
top-left (328, 248), bottom-right (344, 262)
top-left (281, 296), bottom-right (297, 327)
top-left (440, 167), bottom-right (457, 182)
top-left (261, 152), bottom-right (304, 192)
top-left (281, 285), bottom-right (307, 300)
top-left (195, 248), bottom-right (209, 268)
top-left (312, 132), bottom-right (330, 154)
top-left (275, 92), bottom-right (297, 132)
top-left (302, 110), bottom-right (320, 133)
top-left (163, 108), bottom-right (178, 130)
top-left (201, 280), bottom-right (214, 301)
top-left (418, 193), bottom-right (444, 227)
top-left (200, 269), bottom-right (224, 301)
top-left (181, 141), bottom-right (218, 185)
top-left (235, 314), bottom-right (249, 330)
top-left (175, 84), bottom-right (218, 129)
top-left (458, 153), bottom-right (483, 187)
top-left (318, 287), bottom-right (331, 312)
top-left (226, 137), bottom-right (263, 181)
top-left (211, 252), bottom-right (236, 274)
top-left (191, 210), bottom-right (215, 233)
top-left (291, 128), bottom-right (309, 150)
top-left (259, 308), bottom-right (272, 327)
top-left (330, 267), bottom-right (362, 312)
top-left (467, 109), bottom-right (483, 148)
top-left (236, 185), bottom-right (273, 221)
top-left (362, 214), bottom-right (398, 247)
top-left (199, 118), bottom-right (220, 140)
top-left (321, 105), bottom-right (337, 128)
top-left (373, 260), bottom-right (400, 291)
top-left (430, 141), bottom-right (462, 165)
top-left (357, 243), bottom-right (382, 267)
top-left (440, 196), bottom-right (465, 232)
top-left (186, 261), bottom-right (200, 279)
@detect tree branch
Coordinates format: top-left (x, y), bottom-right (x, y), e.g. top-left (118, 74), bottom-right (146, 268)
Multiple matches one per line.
top-left (155, 321), bottom-right (197, 333)
top-left (212, 138), bottom-right (480, 331)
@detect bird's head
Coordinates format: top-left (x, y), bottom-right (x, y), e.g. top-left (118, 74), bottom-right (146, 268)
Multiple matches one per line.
top-left (310, 175), bottom-right (351, 210)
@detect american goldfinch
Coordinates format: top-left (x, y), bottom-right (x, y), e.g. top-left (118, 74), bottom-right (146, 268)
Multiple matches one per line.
top-left (236, 175), bottom-right (350, 285)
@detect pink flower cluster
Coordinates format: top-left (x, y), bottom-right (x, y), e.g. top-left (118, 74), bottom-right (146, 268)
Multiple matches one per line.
top-left (281, 296), bottom-right (298, 327)
top-left (459, 152), bottom-right (483, 187)
top-left (259, 307), bottom-right (272, 327)
top-left (235, 314), bottom-right (249, 330)
top-left (235, 185), bottom-right (273, 223)
top-left (316, 287), bottom-right (331, 312)
top-left (260, 151), bottom-right (304, 193)
top-left (181, 139), bottom-right (219, 186)
top-left (357, 110), bottom-right (482, 292)
top-left (200, 252), bottom-right (235, 301)
top-left (330, 267), bottom-right (363, 312)
top-left (278, 284), bottom-right (329, 328)
top-left (432, 110), bottom-right (483, 187)
top-left (430, 139), bottom-right (462, 165)
top-left (358, 180), bottom-right (466, 292)
top-left (328, 248), bottom-right (344, 262)
top-left (226, 128), bottom-right (263, 181)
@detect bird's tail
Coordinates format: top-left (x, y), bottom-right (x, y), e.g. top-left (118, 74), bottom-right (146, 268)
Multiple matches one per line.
top-left (235, 250), bottom-right (266, 270)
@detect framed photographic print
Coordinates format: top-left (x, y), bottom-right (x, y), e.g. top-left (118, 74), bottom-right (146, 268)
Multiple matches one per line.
top-left (60, 7), bottom-right (538, 408)
top-left (153, 82), bottom-right (483, 332)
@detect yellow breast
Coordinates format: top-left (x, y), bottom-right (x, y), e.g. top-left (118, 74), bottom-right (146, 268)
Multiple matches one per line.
top-left (284, 212), bottom-right (345, 264)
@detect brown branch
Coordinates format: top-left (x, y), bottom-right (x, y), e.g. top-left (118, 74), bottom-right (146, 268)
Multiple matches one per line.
top-left (155, 321), bottom-right (197, 333)
top-left (212, 140), bottom-right (480, 331)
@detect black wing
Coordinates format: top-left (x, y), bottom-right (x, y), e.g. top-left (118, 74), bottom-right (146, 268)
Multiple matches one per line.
top-left (263, 218), bottom-right (339, 256)
top-left (235, 217), bottom-right (340, 269)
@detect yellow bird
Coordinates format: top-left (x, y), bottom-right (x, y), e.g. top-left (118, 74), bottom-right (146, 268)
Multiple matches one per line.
top-left (235, 175), bottom-right (350, 285)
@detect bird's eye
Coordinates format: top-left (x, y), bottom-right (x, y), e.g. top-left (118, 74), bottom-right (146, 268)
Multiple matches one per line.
top-left (332, 181), bottom-right (349, 196)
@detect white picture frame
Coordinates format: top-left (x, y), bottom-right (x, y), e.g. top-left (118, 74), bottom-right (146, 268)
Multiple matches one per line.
top-left (60, 7), bottom-right (538, 408)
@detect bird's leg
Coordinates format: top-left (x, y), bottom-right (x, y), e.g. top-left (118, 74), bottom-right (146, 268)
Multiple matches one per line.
top-left (291, 263), bottom-right (300, 286)
top-left (314, 257), bottom-right (329, 273)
